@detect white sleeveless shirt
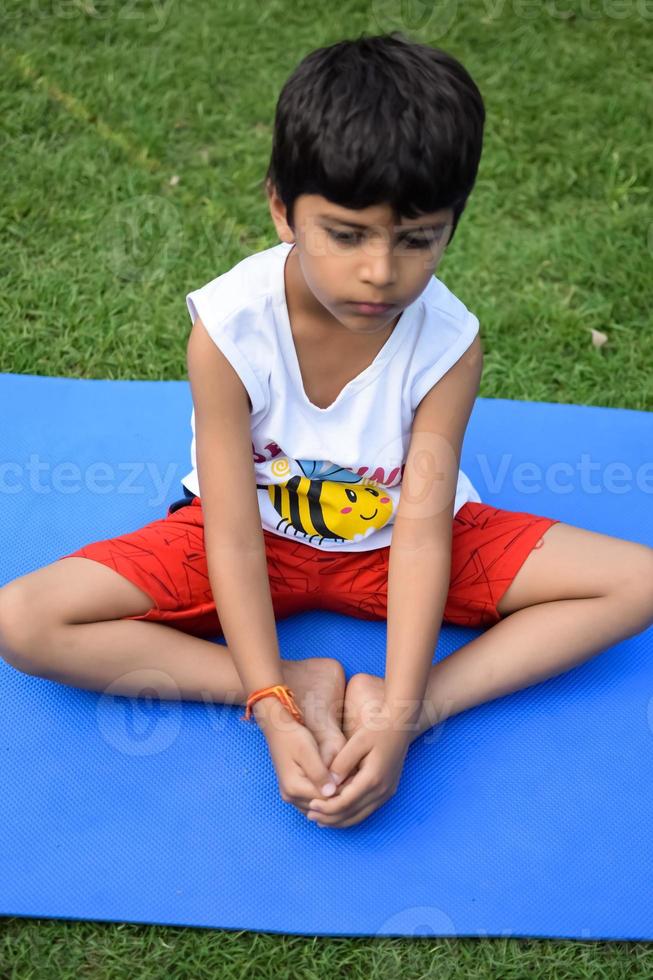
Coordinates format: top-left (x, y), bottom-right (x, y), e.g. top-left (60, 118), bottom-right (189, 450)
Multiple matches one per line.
top-left (181, 241), bottom-right (481, 552)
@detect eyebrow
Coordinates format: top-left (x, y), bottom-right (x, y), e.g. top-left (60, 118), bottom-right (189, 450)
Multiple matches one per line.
top-left (317, 214), bottom-right (448, 232)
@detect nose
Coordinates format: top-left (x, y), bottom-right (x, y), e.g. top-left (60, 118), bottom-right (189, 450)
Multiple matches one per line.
top-left (359, 243), bottom-right (397, 289)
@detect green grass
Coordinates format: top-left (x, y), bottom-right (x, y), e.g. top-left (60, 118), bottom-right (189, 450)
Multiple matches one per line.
top-left (1, 0), bottom-right (653, 974)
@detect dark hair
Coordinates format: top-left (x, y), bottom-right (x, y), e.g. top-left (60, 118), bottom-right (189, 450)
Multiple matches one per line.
top-left (264, 32), bottom-right (485, 246)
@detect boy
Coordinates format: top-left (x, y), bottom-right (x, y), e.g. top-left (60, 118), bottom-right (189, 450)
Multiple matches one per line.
top-left (1, 33), bottom-right (652, 831)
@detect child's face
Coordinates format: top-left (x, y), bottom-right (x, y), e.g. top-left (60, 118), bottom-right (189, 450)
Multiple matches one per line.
top-left (267, 186), bottom-right (454, 336)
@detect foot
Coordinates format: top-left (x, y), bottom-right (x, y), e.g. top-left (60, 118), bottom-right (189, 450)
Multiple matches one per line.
top-left (341, 671), bottom-right (387, 740)
top-left (280, 657), bottom-right (347, 769)
top-left (342, 672), bottom-right (432, 745)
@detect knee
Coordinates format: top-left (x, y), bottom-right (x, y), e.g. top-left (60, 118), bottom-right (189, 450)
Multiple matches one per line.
top-left (614, 545), bottom-right (653, 617)
top-left (0, 582), bottom-right (49, 674)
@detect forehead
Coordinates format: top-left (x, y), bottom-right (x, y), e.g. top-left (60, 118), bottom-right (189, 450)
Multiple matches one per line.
top-left (298, 194), bottom-right (451, 227)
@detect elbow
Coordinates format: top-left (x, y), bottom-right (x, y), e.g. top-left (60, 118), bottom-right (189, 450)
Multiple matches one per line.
top-left (390, 518), bottom-right (453, 555)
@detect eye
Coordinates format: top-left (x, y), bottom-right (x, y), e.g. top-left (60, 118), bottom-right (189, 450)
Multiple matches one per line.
top-left (328, 230), bottom-right (362, 246)
top-left (327, 229), bottom-right (442, 249)
top-left (401, 234), bottom-right (442, 249)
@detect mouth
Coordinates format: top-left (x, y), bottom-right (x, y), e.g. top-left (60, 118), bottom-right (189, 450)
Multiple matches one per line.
top-left (348, 302), bottom-right (395, 315)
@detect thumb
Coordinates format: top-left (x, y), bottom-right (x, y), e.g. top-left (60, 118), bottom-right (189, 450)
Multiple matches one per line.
top-left (304, 741), bottom-right (344, 799)
top-left (327, 729), bottom-right (366, 788)
top-left (318, 731), bottom-right (347, 772)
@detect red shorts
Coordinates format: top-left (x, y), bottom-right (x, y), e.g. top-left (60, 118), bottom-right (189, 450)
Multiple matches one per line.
top-left (57, 495), bottom-right (560, 636)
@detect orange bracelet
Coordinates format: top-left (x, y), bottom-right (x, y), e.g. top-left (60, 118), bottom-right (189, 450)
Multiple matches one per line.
top-left (240, 684), bottom-right (306, 725)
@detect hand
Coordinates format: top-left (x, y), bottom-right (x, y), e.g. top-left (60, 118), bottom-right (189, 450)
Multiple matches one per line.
top-left (262, 712), bottom-right (342, 816)
top-left (306, 721), bottom-right (410, 829)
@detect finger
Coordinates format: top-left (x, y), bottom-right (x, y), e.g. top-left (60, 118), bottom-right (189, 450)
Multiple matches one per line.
top-left (284, 772), bottom-right (328, 814)
top-left (303, 767), bottom-right (359, 814)
top-left (300, 760), bottom-right (345, 806)
top-left (310, 782), bottom-right (383, 827)
top-left (326, 730), bottom-right (369, 788)
top-left (301, 742), bottom-right (348, 799)
top-left (319, 796), bottom-right (383, 829)
top-left (297, 769), bottom-right (361, 820)
top-left (308, 765), bottom-right (375, 821)
top-left (313, 780), bottom-right (395, 828)
top-left (311, 788), bottom-right (377, 826)
top-left (308, 735), bottom-right (370, 813)
top-left (289, 736), bottom-right (358, 812)
top-left (318, 733), bottom-right (348, 772)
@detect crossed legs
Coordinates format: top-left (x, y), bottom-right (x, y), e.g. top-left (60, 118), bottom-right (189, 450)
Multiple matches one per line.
top-left (342, 522), bottom-right (653, 742)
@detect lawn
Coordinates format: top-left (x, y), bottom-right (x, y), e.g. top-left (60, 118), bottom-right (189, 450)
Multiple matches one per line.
top-left (1, 0), bottom-right (652, 975)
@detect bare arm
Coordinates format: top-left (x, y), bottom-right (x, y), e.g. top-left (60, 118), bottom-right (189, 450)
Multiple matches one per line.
top-left (187, 316), bottom-right (285, 719)
top-left (187, 316), bottom-right (345, 810)
top-left (384, 332), bottom-right (484, 732)
top-left (385, 540), bottom-right (452, 736)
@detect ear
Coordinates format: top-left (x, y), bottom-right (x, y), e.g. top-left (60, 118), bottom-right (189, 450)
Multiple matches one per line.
top-left (266, 180), bottom-right (294, 244)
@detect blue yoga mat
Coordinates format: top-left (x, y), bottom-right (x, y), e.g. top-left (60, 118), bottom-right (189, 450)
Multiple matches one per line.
top-left (1, 370), bottom-right (652, 939)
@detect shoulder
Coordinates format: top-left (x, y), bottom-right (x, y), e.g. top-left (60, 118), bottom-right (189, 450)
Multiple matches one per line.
top-left (184, 242), bottom-right (287, 417)
top-left (419, 274), bottom-right (479, 339)
top-left (185, 241), bottom-right (286, 335)
top-left (407, 276), bottom-right (482, 411)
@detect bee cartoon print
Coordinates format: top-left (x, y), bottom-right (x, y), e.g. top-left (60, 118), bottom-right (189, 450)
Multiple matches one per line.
top-left (257, 459), bottom-right (394, 546)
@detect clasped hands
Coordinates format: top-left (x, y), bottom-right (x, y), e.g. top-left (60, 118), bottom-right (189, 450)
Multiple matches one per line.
top-left (262, 672), bottom-right (421, 828)
top-left (306, 720), bottom-right (411, 829)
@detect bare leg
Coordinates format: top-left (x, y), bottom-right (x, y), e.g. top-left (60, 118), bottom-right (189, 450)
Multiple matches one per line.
top-left (0, 617), bottom-right (347, 762)
top-left (342, 590), bottom-right (653, 743)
